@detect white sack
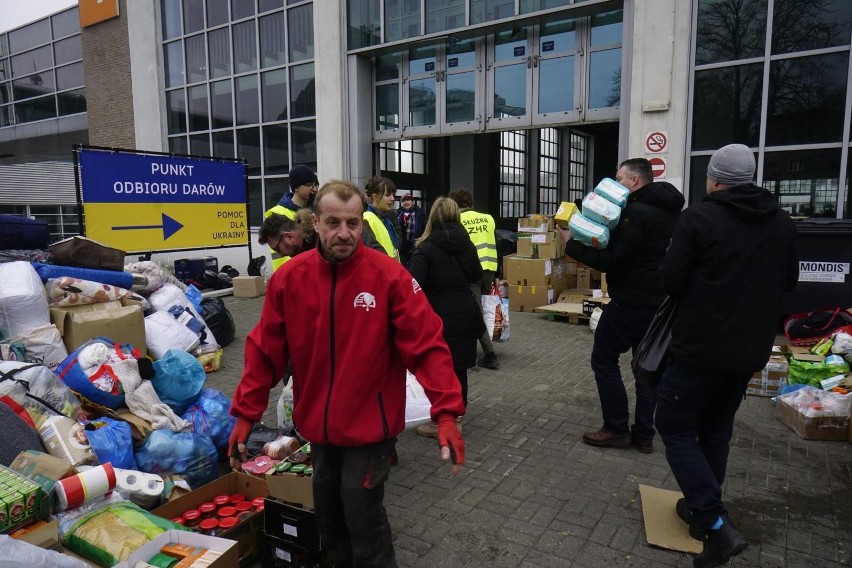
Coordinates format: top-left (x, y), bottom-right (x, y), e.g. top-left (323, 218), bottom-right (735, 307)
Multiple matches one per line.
top-left (0, 261), bottom-right (50, 338)
top-left (14, 324), bottom-right (68, 370)
top-left (145, 311), bottom-right (202, 360)
top-left (148, 284), bottom-right (219, 348)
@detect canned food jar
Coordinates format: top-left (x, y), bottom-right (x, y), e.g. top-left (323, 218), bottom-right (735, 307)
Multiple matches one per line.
top-left (251, 497), bottom-right (265, 510)
top-left (217, 506), bottom-right (237, 518)
top-left (198, 502), bottom-right (217, 518)
top-left (228, 493), bottom-right (246, 505)
top-left (182, 509), bottom-right (201, 527)
top-left (213, 495), bottom-right (229, 507)
top-left (234, 501), bottom-right (252, 513)
top-left (219, 516), bottom-right (238, 530)
top-left (199, 518), bottom-right (220, 536)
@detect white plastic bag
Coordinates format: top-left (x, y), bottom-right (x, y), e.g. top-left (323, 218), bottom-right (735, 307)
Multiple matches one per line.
top-left (0, 535), bottom-right (89, 567)
top-left (405, 371), bottom-right (431, 429)
top-left (144, 311), bottom-right (202, 360)
top-left (481, 294), bottom-right (510, 342)
top-left (831, 331), bottom-right (852, 355)
top-left (14, 324), bottom-right (68, 370)
top-left (0, 261), bottom-right (50, 338)
top-left (276, 382), bottom-right (295, 434)
top-left (589, 307), bottom-right (603, 333)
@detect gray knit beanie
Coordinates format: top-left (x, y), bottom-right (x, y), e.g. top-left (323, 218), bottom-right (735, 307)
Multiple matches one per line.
top-left (706, 144), bottom-right (755, 185)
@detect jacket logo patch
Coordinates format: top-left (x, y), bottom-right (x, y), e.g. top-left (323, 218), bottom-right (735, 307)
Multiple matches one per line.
top-left (354, 292), bottom-right (377, 311)
top-left (412, 278), bottom-right (422, 294)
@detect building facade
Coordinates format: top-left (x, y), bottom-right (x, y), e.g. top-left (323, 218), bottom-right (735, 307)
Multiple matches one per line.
top-left (0, 0), bottom-right (850, 266)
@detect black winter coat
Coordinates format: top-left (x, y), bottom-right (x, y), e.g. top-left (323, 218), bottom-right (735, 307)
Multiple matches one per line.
top-left (661, 183), bottom-right (798, 373)
top-left (408, 221), bottom-right (485, 370)
top-left (565, 181), bottom-right (685, 307)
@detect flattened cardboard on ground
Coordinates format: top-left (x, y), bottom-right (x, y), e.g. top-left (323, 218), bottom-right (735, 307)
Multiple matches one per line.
top-left (638, 484), bottom-right (702, 554)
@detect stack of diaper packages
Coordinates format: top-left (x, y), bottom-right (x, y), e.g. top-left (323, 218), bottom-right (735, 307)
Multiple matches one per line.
top-left (567, 178), bottom-right (630, 249)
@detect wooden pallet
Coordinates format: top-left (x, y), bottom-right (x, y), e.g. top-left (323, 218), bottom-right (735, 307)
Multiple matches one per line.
top-left (533, 302), bottom-right (591, 325)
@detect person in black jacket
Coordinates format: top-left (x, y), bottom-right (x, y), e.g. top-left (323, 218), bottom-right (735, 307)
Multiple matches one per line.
top-left (656, 144), bottom-right (798, 568)
top-left (408, 196), bottom-right (485, 438)
top-left (557, 158), bottom-right (684, 454)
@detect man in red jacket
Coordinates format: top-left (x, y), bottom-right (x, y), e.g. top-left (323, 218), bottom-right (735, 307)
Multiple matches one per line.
top-left (229, 180), bottom-right (466, 568)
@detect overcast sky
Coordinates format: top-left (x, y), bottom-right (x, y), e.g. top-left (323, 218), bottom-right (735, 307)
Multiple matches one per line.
top-left (0, 0), bottom-right (77, 34)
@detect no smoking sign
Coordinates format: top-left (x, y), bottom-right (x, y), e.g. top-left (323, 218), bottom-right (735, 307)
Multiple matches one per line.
top-left (645, 131), bottom-right (667, 153)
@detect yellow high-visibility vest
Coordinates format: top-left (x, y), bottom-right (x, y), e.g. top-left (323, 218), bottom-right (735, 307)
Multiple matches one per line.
top-left (363, 210), bottom-right (399, 261)
top-left (460, 210), bottom-right (497, 271)
top-left (264, 205), bottom-right (297, 271)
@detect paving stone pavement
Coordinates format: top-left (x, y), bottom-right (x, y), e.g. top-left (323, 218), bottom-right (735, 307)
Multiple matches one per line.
top-left (205, 295), bottom-right (852, 568)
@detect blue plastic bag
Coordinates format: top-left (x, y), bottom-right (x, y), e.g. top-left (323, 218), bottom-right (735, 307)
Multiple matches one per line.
top-left (84, 417), bottom-right (137, 469)
top-left (184, 284), bottom-right (203, 313)
top-left (151, 349), bottom-right (206, 414)
top-left (135, 429), bottom-right (219, 489)
top-left (181, 388), bottom-right (236, 453)
top-left (56, 337), bottom-right (141, 409)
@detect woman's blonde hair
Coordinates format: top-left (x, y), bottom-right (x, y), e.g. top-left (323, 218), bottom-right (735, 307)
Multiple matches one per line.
top-left (416, 196), bottom-right (459, 247)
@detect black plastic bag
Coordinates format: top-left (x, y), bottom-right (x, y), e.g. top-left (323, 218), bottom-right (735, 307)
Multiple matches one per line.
top-left (200, 297), bottom-right (236, 348)
top-left (631, 296), bottom-right (678, 390)
top-left (247, 256), bottom-right (266, 277)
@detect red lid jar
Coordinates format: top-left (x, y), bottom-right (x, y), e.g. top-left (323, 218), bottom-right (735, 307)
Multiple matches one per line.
top-left (234, 501), bottom-right (252, 513)
top-left (199, 518), bottom-right (219, 534)
top-left (219, 516), bottom-right (238, 530)
top-left (217, 506), bottom-right (237, 518)
top-left (171, 517), bottom-right (185, 525)
top-left (251, 497), bottom-right (265, 510)
top-left (228, 493), bottom-right (246, 505)
top-left (213, 495), bottom-right (230, 507)
top-left (198, 502), bottom-right (217, 518)
top-left (182, 509), bottom-right (201, 527)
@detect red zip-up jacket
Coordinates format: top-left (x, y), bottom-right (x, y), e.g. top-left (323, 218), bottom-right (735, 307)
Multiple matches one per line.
top-left (231, 242), bottom-right (465, 446)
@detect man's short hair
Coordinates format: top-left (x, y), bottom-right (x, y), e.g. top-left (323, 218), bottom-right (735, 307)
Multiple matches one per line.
top-left (618, 158), bottom-right (653, 185)
top-left (258, 214), bottom-right (298, 245)
top-left (314, 180), bottom-right (364, 214)
top-left (449, 188), bottom-right (473, 209)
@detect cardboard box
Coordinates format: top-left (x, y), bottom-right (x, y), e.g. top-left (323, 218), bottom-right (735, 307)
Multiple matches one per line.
top-left (11, 518), bottom-right (60, 551)
top-left (576, 267), bottom-right (602, 289)
top-left (153, 472), bottom-right (266, 566)
top-left (503, 255), bottom-right (562, 287)
top-left (115, 529), bottom-right (238, 568)
top-left (509, 284), bottom-right (556, 312)
top-left (553, 202), bottom-right (579, 228)
top-left (775, 396), bottom-right (850, 441)
top-left (266, 470), bottom-right (314, 510)
top-left (233, 276), bottom-right (265, 298)
top-left (261, 534), bottom-right (323, 567)
top-left (9, 450), bottom-right (77, 494)
top-left (516, 233), bottom-right (562, 260)
top-left (174, 256), bottom-right (218, 283)
top-left (50, 298), bottom-right (146, 357)
top-left (517, 215), bottom-right (554, 233)
top-left (746, 354), bottom-right (788, 397)
top-left (264, 498), bottom-right (321, 553)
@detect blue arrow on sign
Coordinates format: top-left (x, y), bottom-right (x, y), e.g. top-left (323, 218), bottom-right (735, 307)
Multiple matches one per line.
top-left (112, 213), bottom-right (184, 240)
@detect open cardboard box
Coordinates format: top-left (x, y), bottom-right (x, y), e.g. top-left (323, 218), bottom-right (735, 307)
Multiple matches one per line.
top-left (50, 298), bottom-right (146, 357)
top-left (266, 470), bottom-right (314, 510)
top-left (116, 529), bottom-right (238, 568)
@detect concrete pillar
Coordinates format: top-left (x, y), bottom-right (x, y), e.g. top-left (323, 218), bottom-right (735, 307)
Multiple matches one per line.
top-left (313, 1), bottom-right (349, 181)
top-left (127, 0), bottom-right (166, 152)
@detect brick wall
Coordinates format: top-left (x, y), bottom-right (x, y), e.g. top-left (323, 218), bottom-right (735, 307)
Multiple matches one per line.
top-left (81, 0), bottom-right (135, 149)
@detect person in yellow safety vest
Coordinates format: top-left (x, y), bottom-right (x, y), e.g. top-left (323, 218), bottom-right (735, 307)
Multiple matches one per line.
top-left (264, 164), bottom-right (319, 271)
top-left (450, 188), bottom-right (500, 370)
top-left (257, 210), bottom-right (317, 259)
top-left (362, 176), bottom-right (401, 261)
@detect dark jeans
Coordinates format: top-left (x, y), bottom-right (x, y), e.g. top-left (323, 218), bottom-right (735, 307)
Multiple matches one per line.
top-left (456, 367), bottom-right (468, 407)
top-left (311, 440), bottom-right (398, 568)
top-left (655, 356), bottom-right (750, 534)
top-left (590, 300), bottom-right (658, 440)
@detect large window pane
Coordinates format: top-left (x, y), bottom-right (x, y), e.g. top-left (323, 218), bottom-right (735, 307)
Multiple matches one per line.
top-left (265, 177), bottom-right (289, 212)
top-left (207, 0), bottom-right (229, 27)
top-left (261, 69), bottom-right (287, 121)
top-left (588, 48), bottom-right (620, 108)
top-left (236, 74), bottom-right (259, 125)
top-left (58, 88), bottom-right (86, 116)
top-left (385, 0), bottom-right (420, 42)
top-left (764, 149), bottom-right (841, 218)
top-left (471, 0), bottom-right (514, 25)
top-left (9, 20), bottom-right (51, 54)
top-left (260, 0), bottom-right (283, 13)
top-left (15, 95), bottom-right (56, 124)
top-left (11, 46), bottom-right (52, 77)
top-left (290, 63), bottom-right (315, 118)
top-left (169, 135), bottom-right (189, 155)
top-left (209, 28), bottom-right (231, 79)
top-left (188, 84), bottom-right (210, 132)
top-left (494, 65), bottom-right (526, 117)
top-left (162, 0), bottom-right (183, 41)
top-left (167, 89), bottom-right (187, 134)
top-left (692, 63), bottom-right (762, 150)
top-left (426, 0), bottom-right (465, 34)
top-left (291, 120), bottom-right (317, 171)
top-left (13, 72), bottom-right (55, 101)
top-left (288, 4), bottom-right (314, 62)
top-left (232, 0), bottom-right (256, 20)
top-left (409, 78), bottom-right (436, 126)
top-left (186, 34), bottom-right (207, 83)
top-left (184, 0), bottom-right (205, 34)
top-left (248, 178), bottom-right (263, 226)
top-left (233, 21), bottom-right (258, 73)
top-left (376, 83), bottom-right (399, 130)
top-left (211, 79), bottom-right (233, 129)
top-left (772, 0), bottom-right (852, 55)
top-left (689, 155), bottom-right (711, 205)
top-left (519, 0), bottom-right (568, 14)
top-left (766, 53), bottom-right (848, 146)
top-left (696, 0), bottom-right (767, 65)
top-left (348, 0), bottom-right (381, 50)
top-left (0, 59), bottom-right (8, 81)
top-left (263, 123), bottom-right (289, 175)
top-left (54, 36), bottom-right (82, 66)
top-left (56, 62), bottom-right (84, 91)
top-left (212, 130), bottom-right (235, 158)
top-left (447, 39), bottom-right (475, 68)
top-left (409, 45), bottom-right (436, 75)
top-left (0, 105), bottom-right (14, 127)
top-left (165, 41), bottom-right (185, 87)
top-left (538, 57), bottom-right (573, 113)
top-left (375, 53), bottom-right (400, 81)
top-left (0, 82), bottom-right (10, 104)
top-left (237, 127), bottom-right (262, 175)
top-left (590, 10), bottom-right (622, 46)
top-left (190, 133), bottom-right (211, 156)
top-left (495, 29), bottom-right (527, 62)
top-left (446, 72), bottom-right (475, 123)
top-left (541, 18), bottom-right (576, 52)
top-left (260, 12), bottom-right (286, 68)
top-left (52, 9), bottom-right (80, 39)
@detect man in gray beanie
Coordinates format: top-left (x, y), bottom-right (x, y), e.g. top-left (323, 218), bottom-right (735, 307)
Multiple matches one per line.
top-left (655, 143), bottom-right (799, 568)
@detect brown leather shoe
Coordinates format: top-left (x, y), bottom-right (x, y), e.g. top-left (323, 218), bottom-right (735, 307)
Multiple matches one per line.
top-left (631, 435), bottom-right (654, 454)
top-left (582, 427), bottom-right (631, 448)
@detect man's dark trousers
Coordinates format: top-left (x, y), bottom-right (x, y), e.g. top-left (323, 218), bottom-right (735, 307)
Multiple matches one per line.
top-left (655, 356), bottom-right (751, 534)
top-left (590, 300), bottom-right (658, 440)
top-left (312, 439), bottom-right (398, 568)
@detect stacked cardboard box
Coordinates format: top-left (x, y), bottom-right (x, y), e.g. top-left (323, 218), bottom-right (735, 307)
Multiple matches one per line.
top-left (503, 255), bottom-right (577, 312)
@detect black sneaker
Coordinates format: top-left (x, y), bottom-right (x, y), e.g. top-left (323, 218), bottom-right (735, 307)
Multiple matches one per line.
top-left (478, 352), bottom-right (500, 370)
top-left (630, 434), bottom-right (653, 454)
top-left (693, 522), bottom-right (748, 568)
top-left (676, 498), bottom-right (704, 540)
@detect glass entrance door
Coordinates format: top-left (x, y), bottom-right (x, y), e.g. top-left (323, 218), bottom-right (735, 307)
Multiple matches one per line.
top-left (405, 44), bottom-right (439, 136)
top-left (534, 18), bottom-right (581, 124)
top-left (487, 28), bottom-right (533, 128)
top-left (443, 38), bottom-right (482, 132)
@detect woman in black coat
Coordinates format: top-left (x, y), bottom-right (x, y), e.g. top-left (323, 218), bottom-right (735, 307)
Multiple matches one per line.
top-left (408, 197), bottom-right (485, 438)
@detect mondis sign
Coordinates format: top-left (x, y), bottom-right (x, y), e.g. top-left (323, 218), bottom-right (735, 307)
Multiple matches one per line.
top-left (78, 148), bottom-right (247, 253)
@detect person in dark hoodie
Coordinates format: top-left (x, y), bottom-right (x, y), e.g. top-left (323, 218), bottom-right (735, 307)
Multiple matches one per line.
top-left (408, 196), bottom-right (485, 438)
top-left (265, 164), bottom-right (319, 271)
top-left (556, 158), bottom-right (684, 454)
top-left (656, 144), bottom-right (797, 568)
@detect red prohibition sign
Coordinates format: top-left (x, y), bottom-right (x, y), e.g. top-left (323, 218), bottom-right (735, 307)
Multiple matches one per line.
top-left (645, 132), bottom-right (667, 153)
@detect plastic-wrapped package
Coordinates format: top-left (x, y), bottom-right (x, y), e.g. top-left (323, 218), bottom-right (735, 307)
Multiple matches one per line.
top-left (84, 417), bottom-right (137, 470)
top-left (151, 349), bottom-right (206, 414)
top-left (831, 331), bottom-right (852, 356)
top-left (124, 261), bottom-right (187, 294)
top-left (0, 361), bottom-right (84, 428)
top-left (13, 324), bottom-right (68, 370)
top-left (0, 261), bottom-right (51, 338)
top-left (149, 284), bottom-right (219, 348)
top-left (568, 213), bottom-right (611, 249)
top-left (582, 193), bottom-right (622, 229)
top-left (144, 311), bottom-right (202, 360)
top-left (45, 277), bottom-right (132, 308)
top-left (787, 355), bottom-right (849, 388)
top-left (135, 429), bottom-right (219, 489)
top-left (775, 385), bottom-right (851, 440)
top-left (180, 388), bottom-right (236, 453)
top-left (593, 177), bottom-right (630, 207)
top-left (0, 535), bottom-right (89, 567)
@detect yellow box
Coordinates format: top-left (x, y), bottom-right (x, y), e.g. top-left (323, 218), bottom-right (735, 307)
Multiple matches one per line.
top-left (554, 202), bottom-right (579, 228)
